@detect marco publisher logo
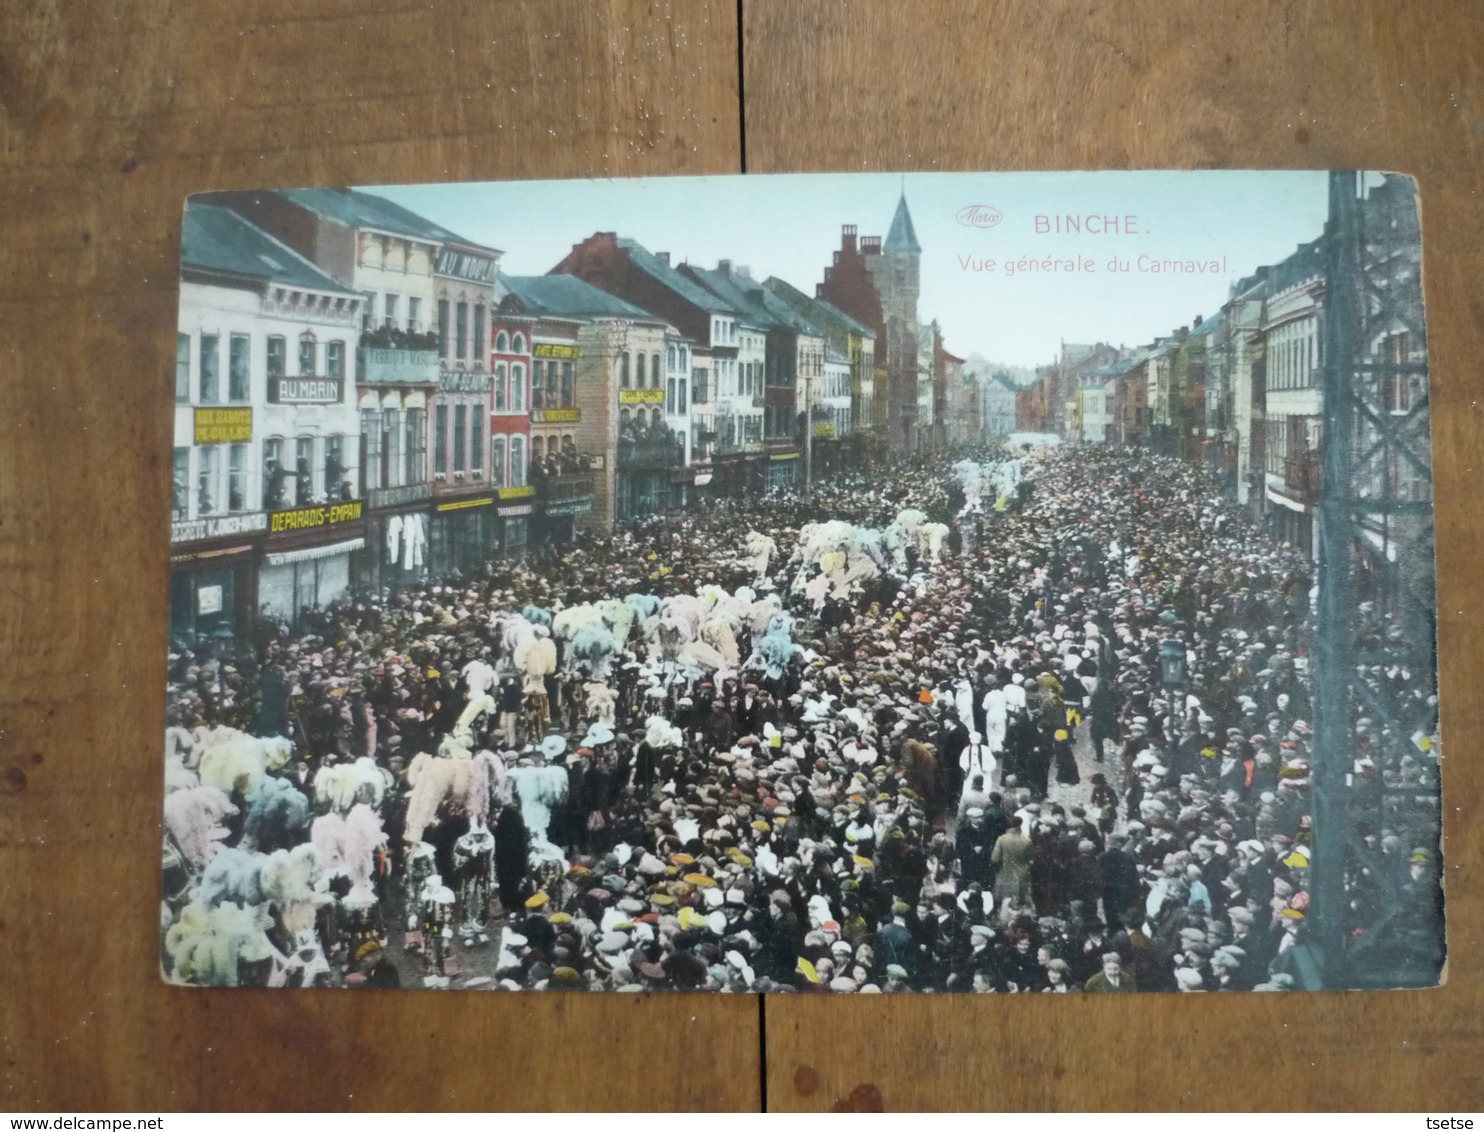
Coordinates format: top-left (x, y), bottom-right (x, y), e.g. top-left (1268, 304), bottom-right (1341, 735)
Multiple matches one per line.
top-left (956, 204), bottom-right (1003, 229)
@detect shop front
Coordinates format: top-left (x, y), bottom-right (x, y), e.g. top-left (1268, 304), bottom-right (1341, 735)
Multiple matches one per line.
top-left (360, 483), bottom-right (433, 596)
top-left (258, 500), bottom-right (366, 624)
top-left (768, 449), bottom-right (801, 489)
top-left (429, 494), bottom-right (499, 576)
top-left (169, 511), bottom-right (268, 646)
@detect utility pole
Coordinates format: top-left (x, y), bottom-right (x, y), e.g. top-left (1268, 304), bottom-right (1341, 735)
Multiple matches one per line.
top-left (803, 364), bottom-right (814, 503)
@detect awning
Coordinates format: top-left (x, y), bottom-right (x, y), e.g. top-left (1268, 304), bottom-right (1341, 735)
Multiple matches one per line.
top-left (265, 537), bottom-right (365, 567)
top-left (1265, 485), bottom-right (1308, 513)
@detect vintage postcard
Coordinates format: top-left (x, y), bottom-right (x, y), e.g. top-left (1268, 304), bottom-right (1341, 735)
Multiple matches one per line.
top-left (162, 171), bottom-right (1442, 993)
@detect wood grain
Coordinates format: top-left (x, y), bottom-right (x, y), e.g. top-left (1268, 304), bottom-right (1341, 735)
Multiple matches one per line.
top-left (746, 0), bottom-right (1484, 1112)
top-left (0, 0), bottom-right (754, 1112)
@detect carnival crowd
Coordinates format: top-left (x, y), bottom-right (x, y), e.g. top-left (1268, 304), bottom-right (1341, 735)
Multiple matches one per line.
top-left (160, 444), bottom-right (1443, 993)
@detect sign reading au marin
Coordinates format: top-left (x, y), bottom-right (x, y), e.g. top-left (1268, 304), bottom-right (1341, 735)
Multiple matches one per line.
top-left (271, 376), bottom-right (344, 404)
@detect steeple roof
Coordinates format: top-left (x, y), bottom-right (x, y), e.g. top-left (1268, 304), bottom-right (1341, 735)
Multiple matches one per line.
top-left (883, 193), bottom-right (921, 254)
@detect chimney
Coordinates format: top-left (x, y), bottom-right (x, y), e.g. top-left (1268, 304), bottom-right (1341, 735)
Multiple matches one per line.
top-left (735, 265), bottom-right (752, 280)
top-left (656, 251), bottom-right (670, 266)
top-left (842, 224), bottom-right (858, 252)
top-left (718, 259), bottom-right (732, 275)
top-left (1193, 314), bottom-right (1203, 328)
top-left (862, 236), bottom-right (881, 255)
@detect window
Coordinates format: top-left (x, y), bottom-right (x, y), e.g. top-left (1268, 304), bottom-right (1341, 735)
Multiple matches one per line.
top-left (172, 448), bottom-right (189, 518)
top-left (491, 436), bottom-right (507, 488)
top-left (361, 410), bottom-right (382, 492)
top-left (383, 408), bottom-right (402, 487)
top-left (453, 404), bottom-right (467, 472)
top-left (636, 352), bottom-right (646, 389)
top-left (228, 443), bottom-right (248, 512)
top-left (264, 437), bottom-right (286, 508)
top-left (405, 408), bottom-right (425, 484)
top-left (197, 446), bottom-right (217, 515)
top-left (295, 437), bottom-right (314, 504)
top-left (652, 353), bottom-right (661, 389)
top-left (408, 296), bottom-right (421, 333)
top-left (299, 335), bottom-right (316, 377)
top-left (494, 362), bottom-right (508, 411)
top-left (267, 336), bottom-right (286, 379)
top-left (176, 334), bottom-right (190, 402)
top-left (495, 330), bottom-right (509, 353)
top-left (620, 353), bottom-right (631, 389)
top-left (693, 367), bottom-right (709, 404)
top-left (200, 334), bottom-right (219, 404)
top-left (471, 416), bottom-right (483, 474)
top-left (361, 293), bottom-right (375, 332)
top-left (473, 305), bottom-right (485, 367)
top-left (455, 301), bottom-right (468, 361)
top-left (438, 300), bottom-right (451, 358)
top-left (546, 361), bottom-right (558, 407)
top-left (384, 293), bottom-right (399, 329)
top-left (327, 341), bottom-right (345, 381)
top-left (434, 404), bottom-right (448, 474)
top-left (561, 362), bottom-right (573, 407)
top-left (325, 435), bottom-right (346, 499)
top-left (512, 364), bottom-right (526, 412)
top-left (510, 435), bottom-right (526, 486)
top-left (533, 361), bottom-right (547, 409)
top-left (532, 436), bottom-right (545, 462)
top-left (513, 333), bottom-right (526, 354)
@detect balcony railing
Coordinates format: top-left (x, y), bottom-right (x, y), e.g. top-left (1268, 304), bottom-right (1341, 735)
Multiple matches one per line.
top-left (1284, 453), bottom-right (1321, 504)
top-left (617, 435), bottom-right (685, 469)
top-left (358, 347), bottom-right (440, 385)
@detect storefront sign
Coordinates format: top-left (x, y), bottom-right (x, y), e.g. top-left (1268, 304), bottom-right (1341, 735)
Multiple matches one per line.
top-left (544, 497), bottom-right (593, 516)
top-left (812, 422), bottom-right (837, 438)
top-left (531, 407), bottom-right (581, 423)
top-left (743, 441), bottom-right (763, 454)
top-left (269, 500), bottom-right (363, 533)
top-left (197, 585), bottom-right (223, 615)
top-left (171, 511), bottom-right (269, 544)
top-left (618, 389), bottom-right (666, 405)
top-left (533, 343), bottom-right (580, 359)
top-left (497, 484), bottom-right (536, 500)
top-left (497, 504), bottom-right (535, 517)
top-left (437, 497), bottom-right (494, 512)
top-left (367, 482), bottom-right (432, 510)
top-left (441, 370), bottom-right (492, 394)
top-left (692, 472), bottom-right (714, 487)
top-left (194, 407), bottom-right (253, 444)
top-left (436, 248), bottom-right (500, 283)
top-left (270, 376), bottom-right (344, 404)
top-left (770, 451), bottom-right (800, 461)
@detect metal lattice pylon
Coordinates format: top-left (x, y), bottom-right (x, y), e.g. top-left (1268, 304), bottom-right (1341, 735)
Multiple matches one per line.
top-left (1310, 172), bottom-right (1444, 989)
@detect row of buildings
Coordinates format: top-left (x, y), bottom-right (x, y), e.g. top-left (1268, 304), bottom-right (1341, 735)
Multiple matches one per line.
top-left (170, 188), bottom-right (990, 642)
top-left (1017, 174), bottom-right (1426, 563)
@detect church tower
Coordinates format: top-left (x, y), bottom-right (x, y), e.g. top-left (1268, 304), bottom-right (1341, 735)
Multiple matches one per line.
top-left (867, 192), bottom-right (922, 453)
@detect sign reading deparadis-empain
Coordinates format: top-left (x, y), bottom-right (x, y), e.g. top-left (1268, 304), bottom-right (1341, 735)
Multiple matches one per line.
top-left (269, 500), bottom-right (363, 533)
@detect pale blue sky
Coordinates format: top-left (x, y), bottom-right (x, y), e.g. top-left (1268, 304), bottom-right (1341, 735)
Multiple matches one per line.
top-left (369, 171), bottom-right (1330, 368)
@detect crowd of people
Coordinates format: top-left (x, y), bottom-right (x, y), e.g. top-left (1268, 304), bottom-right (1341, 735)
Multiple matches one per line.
top-left (160, 444), bottom-right (1443, 993)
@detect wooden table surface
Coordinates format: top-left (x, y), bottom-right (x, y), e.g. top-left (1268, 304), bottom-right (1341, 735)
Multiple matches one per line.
top-left (1, 0), bottom-right (1480, 1112)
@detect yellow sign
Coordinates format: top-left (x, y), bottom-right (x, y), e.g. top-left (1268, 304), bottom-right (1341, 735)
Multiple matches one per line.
top-left (533, 343), bottom-right (580, 359)
top-left (437, 497), bottom-right (494, 512)
top-left (532, 407), bottom-right (580, 423)
top-left (194, 407), bottom-right (253, 444)
top-left (269, 500), bottom-right (362, 533)
top-left (497, 484), bottom-right (535, 500)
top-left (743, 441), bottom-right (763, 454)
top-left (619, 389), bottom-right (666, 405)
top-left (812, 422), bottom-right (837, 438)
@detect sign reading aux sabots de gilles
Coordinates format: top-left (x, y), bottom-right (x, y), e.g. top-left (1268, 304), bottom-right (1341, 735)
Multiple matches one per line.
top-left (268, 499), bottom-right (363, 534)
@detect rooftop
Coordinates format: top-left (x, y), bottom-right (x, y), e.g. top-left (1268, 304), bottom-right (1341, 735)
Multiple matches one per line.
top-left (181, 203), bottom-right (360, 295)
top-left (883, 193), bottom-right (921, 254)
top-left (501, 273), bottom-right (664, 322)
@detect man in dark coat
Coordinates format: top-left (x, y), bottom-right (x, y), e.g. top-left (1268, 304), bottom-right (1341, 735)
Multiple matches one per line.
top-left (1099, 832), bottom-right (1142, 933)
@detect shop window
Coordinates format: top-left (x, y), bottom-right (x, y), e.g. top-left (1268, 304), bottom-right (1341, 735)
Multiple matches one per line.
top-left (172, 448), bottom-right (189, 519)
top-left (200, 334), bottom-right (219, 404)
top-left (229, 334), bottom-right (250, 402)
top-left (435, 404), bottom-right (448, 474)
top-left (228, 443), bottom-right (248, 512)
top-left (510, 435), bottom-right (527, 486)
top-left (176, 334), bottom-right (190, 402)
top-left (491, 436), bottom-right (507, 488)
top-left (295, 437), bottom-right (314, 504)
